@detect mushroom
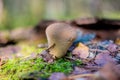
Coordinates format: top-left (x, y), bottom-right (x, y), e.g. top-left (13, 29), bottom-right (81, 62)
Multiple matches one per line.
top-left (46, 23), bottom-right (77, 58)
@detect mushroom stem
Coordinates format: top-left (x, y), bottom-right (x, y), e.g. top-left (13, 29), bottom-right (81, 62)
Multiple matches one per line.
top-left (46, 23), bottom-right (77, 58)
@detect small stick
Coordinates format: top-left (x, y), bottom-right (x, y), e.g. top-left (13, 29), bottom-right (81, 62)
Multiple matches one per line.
top-left (65, 57), bottom-right (76, 61)
top-left (90, 49), bottom-right (108, 53)
top-left (46, 43), bottom-right (55, 51)
top-left (92, 43), bottom-right (98, 60)
top-left (68, 73), bottom-right (95, 79)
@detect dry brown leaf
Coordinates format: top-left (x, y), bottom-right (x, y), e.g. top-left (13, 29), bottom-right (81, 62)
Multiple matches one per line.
top-left (72, 43), bottom-right (89, 59)
top-left (115, 38), bottom-right (120, 45)
top-left (0, 57), bottom-right (2, 66)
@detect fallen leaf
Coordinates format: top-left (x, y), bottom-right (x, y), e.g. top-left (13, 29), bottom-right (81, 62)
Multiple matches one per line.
top-left (107, 44), bottom-right (118, 53)
top-left (0, 45), bottom-right (20, 59)
top-left (95, 52), bottom-right (116, 66)
top-left (72, 67), bottom-right (93, 75)
top-left (99, 63), bottom-right (120, 80)
top-left (72, 43), bottom-right (89, 59)
top-left (49, 72), bottom-right (66, 80)
top-left (115, 38), bottom-right (120, 45)
top-left (40, 50), bottom-right (54, 63)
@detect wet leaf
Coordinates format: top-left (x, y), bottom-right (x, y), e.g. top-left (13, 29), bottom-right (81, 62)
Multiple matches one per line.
top-left (73, 30), bottom-right (96, 44)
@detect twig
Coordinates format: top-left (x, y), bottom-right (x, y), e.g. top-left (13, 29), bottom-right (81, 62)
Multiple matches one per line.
top-left (99, 44), bottom-right (113, 53)
top-left (90, 49), bottom-right (108, 53)
top-left (68, 73), bottom-right (95, 79)
top-left (65, 57), bottom-right (77, 61)
top-left (92, 43), bottom-right (98, 60)
top-left (46, 43), bottom-right (55, 51)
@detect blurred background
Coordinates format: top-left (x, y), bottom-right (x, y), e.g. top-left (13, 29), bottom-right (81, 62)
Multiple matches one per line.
top-left (0, 0), bottom-right (120, 30)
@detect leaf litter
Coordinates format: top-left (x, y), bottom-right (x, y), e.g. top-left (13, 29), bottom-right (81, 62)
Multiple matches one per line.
top-left (0, 18), bottom-right (120, 80)
top-left (30, 29), bottom-right (120, 80)
top-left (48, 38), bottom-right (120, 80)
top-left (32, 18), bottom-right (120, 80)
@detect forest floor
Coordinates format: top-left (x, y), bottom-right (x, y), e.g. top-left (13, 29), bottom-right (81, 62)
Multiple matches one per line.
top-left (0, 18), bottom-right (120, 80)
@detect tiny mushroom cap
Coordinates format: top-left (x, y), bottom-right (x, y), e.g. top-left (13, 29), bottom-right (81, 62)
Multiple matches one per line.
top-left (46, 23), bottom-right (77, 58)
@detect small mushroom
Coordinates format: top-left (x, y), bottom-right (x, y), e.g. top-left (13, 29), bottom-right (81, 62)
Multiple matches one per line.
top-left (46, 23), bottom-right (77, 58)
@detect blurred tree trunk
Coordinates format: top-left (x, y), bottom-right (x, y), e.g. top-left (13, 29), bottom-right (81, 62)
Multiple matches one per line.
top-left (89, 0), bottom-right (103, 18)
top-left (30, 0), bottom-right (45, 20)
top-left (44, 0), bottom-right (66, 19)
top-left (0, 0), bottom-right (3, 23)
top-left (105, 0), bottom-right (120, 12)
top-left (3, 0), bottom-right (30, 29)
top-left (3, 0), bottom-right (45, 29)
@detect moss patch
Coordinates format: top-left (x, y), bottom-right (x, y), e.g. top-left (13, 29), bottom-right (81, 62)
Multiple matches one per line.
top-left (0, 53), bottom-right (82, 80)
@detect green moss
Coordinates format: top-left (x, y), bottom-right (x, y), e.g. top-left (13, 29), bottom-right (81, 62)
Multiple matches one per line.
top-left (0, 54), bottom-right (82, 80)
top-left (0, 42), bottom-right (82, 80)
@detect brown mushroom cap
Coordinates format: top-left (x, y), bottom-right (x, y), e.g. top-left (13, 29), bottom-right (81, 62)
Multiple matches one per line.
top-left (46, 23), bottom-right (77, 58)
